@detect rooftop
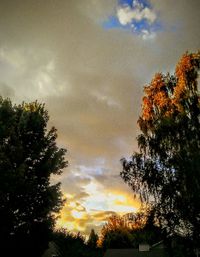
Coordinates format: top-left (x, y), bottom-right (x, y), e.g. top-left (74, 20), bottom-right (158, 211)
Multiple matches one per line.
top-left (104, 248), bottom-right (168, 257)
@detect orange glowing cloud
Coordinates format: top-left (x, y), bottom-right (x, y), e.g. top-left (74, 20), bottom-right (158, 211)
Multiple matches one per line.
top-left (56, 181), bottom-right (141, 236)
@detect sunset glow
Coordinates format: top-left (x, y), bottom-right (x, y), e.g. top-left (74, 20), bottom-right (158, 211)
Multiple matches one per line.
top-left (0, 0), bottom-right (199, 239)
top-left (56, 178), bottom-right (141, 235)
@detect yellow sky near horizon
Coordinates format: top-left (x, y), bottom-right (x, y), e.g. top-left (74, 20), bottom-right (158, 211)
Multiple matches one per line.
top-left (0, 0), bottom-right (199, 239)
top-left (56, 180), bottom-right (141, 236)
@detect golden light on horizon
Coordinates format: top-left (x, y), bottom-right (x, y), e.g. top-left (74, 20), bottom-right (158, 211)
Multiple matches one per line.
top-left (56, 180), bottom-right (141, 236)
top-left (71, 210), bottom-right (85, 219)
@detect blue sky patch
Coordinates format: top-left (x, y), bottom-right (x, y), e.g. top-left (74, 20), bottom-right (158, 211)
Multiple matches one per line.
top-left (118, 0), bottom-right (152, 8)
top-left (103, 0), bottom-right (162, 39)
top-left (103, 16), bottom-right (129, 30)
top-left (118, 0), bottom-right (133, 7)
top-left (103, 16), bottom-right (124, 30)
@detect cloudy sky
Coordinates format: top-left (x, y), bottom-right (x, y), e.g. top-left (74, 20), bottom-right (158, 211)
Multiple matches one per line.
top-left (0, 0), bottom-right (200, 235)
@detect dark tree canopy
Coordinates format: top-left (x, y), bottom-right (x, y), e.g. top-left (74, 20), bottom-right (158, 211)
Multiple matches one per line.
top-left (121, 52), bottom-right (200, 252)
top-left (99, 214), bottom-right (133, 249)
top-left (87, 229), bottom-right (99, 249)
top-left (52, 229), bottom-right (103, 257)
top-left (99, 212), bottom-right (163, 249)
top-left (0, 98), bottom-right (67, 257)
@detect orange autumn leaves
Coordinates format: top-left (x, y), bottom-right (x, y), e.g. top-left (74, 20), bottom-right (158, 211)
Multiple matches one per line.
top-left (142, 73), bottom-right (171, 121)
top-left (98, 213), bottom-right (146, 247)
top-left (139, 52), bottom-right (200, 131)
top-left (174, 52), bottom-right (200, 112)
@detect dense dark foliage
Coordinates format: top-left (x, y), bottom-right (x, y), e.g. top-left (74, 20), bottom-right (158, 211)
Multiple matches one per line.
top-left (53, 229), bottom-right (103, 257)
top-left (120, 52), bottom-right (200, 255)
top-left (99, 211), bottom-right (164, 249)
top-left (0, 98), bottom-right (67, 257)
top-left (87, 229), bottom-right (99, 249)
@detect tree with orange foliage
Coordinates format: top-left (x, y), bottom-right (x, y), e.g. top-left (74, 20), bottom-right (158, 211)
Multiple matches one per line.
top-left (99, 211), bottom-right (163, 249)
top-left (121, 52), bottom-right (200, 255)
top-left (99, 214), bottom-right (134, 249)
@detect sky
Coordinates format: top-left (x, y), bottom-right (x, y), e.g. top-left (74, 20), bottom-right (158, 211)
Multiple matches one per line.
top-left (0, 0), bottom-right (200, 236)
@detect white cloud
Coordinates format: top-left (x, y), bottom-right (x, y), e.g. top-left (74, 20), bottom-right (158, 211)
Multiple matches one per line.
top-left (91, 90), bottom-right (121, 108)
top-left (143, 7), bottom-right (157, 23)
top-left (117, 1), bottom-right (157, 26)
top-left (117, 6), bottom-right (136, 25)
top-left (141, 29), bottom-right (156, 40)
top-left (1, 0), bottom-right (200, 236)
top-left (0, 47), bottom-right (26, 72)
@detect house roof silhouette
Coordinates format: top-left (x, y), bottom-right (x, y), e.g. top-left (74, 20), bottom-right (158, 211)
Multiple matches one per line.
top-left (104, 248), bottom-right (168, 257)
top-left (104, 242), bottom-right (168, 257)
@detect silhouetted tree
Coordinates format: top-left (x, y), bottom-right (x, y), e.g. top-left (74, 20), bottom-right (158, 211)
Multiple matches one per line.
top-left (129, 208), bottom-right (164, 247)
top-left (53, 230), bottom-right (86, 257)
top-left (53, 229), bottom-right (103, 257)
top-left (0, 98), bottom-right (67, 257)
top-left (87, 229), bottom-right (99, 249)
top-left (101, 228), bottom-right (134, 249)
top-left (99, 211), bottom-right (164, 249)
top-left (121, 52), bottom-right (200, 255)
top-left (99, 214), bottom-right (134, 249)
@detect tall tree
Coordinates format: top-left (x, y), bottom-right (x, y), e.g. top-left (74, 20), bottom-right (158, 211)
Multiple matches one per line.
top-left (87, 229), bottom-right (99, 249)
top-left (120, 52), bottom-right (200, 252)
top-left (0, 98), bottom-right (67, 257)
top-left (52, 229), bottom-right (103, 257)
top-left (99, 214), bottom-right (134, 249)
top-left (99, 211), bottom-right (163, 249)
